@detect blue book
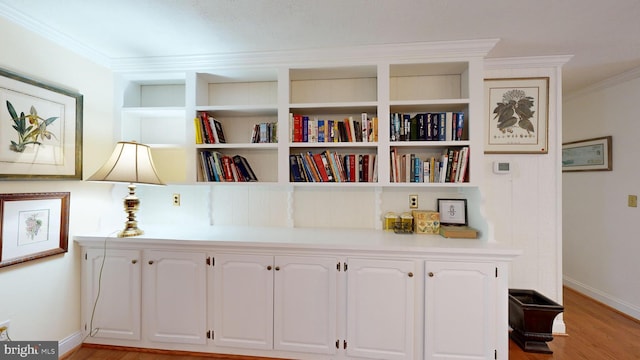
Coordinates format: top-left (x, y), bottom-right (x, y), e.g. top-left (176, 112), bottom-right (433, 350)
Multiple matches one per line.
top-left (455, 112), bottom-right (465, 141)
top-left (438, 112), bottom-right (446, 141)
top-left (289, 154), bottom-right (303, 182)
top-left (318, 119), bottom-right (325, 142)
top-left (302, 116), bottom-right (309, 142)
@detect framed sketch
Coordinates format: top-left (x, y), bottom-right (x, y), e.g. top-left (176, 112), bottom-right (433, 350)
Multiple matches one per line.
top-left (437, 198), bottom-right (467, 226)
top-left (0, 192), bottom-right (70, 268)
top-left (485, 77), bottom-right (549, 154)
top-left (562, 136), bottom-right (612, 172)
top-left (0, 68), bottom-right (83, 179)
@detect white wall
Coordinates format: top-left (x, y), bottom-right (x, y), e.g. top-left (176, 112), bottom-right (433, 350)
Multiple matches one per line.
top-left (483, 57), bottom-right (569, 333)
top-left (563, 70), bottom-right (640, 319)
top-left (0, 16), bottom-right (114, 351)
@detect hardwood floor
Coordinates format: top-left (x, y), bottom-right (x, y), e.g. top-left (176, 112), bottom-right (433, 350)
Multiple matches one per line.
top-left (509, 287), bottom-right (640, 360)
top-left (64, 287), bottom-right (640, 360)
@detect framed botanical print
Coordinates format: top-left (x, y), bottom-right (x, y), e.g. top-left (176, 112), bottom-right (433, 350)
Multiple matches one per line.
top-left (485, 77), bottom-right (549, 154)
top-left (0, 192), bottom-right (70, 268)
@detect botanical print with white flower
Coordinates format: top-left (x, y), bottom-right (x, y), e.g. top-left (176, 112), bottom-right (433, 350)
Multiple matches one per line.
top-left (18, 209), bottom-right (50, 245)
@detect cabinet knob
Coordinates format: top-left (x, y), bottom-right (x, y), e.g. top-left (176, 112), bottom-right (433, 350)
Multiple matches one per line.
top-left (267, 265), bottom-right (272, 271)
top-left (275, 266), bottom-right (280, 271)
top-left (148, 260), bottom-right (154, 265)
top-left (131, 259), bottom-right (138, 264)
top-left (428, 272), bottom-right (434, 277)
top-left (408, 272), bottom-right (414, 278)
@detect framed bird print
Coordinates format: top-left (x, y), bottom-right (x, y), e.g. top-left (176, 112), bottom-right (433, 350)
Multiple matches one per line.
top-left (484, 77), bottom-right (549, 154)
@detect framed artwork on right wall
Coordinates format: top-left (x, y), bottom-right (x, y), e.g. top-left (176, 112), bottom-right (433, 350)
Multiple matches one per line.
top-left (484, 77), bottom-right (549, 154)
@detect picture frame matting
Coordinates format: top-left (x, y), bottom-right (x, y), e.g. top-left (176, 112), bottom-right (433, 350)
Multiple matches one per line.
top-left (0, 192), bottom-right (70, 268)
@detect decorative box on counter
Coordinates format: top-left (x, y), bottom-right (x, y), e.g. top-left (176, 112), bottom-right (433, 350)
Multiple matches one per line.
top-left (412, 210), bottom-right (440, 234)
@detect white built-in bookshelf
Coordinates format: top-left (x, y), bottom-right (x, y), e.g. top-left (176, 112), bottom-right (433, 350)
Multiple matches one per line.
top-left (115, 41), bottom-right (489, 188)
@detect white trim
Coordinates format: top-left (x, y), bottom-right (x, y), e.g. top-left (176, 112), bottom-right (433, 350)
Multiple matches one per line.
top-left (59, 331), bottom-right (84, 357)
top-left (484, 55), bottom-right (572, 70)
top-left (0, 2), bottom-right (111, 67)
top-left (564, 276), bottom-right (640, 320)
top-left (110, 39), bottom-right (500, 74)
top-left (564, 65), bottom-right (640, 100)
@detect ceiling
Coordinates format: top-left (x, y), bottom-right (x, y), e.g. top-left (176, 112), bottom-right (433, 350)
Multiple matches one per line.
top-left (1, 0), bottom-right (639, 95)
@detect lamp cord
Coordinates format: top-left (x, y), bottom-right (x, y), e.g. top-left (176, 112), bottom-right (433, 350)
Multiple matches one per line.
top-left (85, 231), bottom-right (117, 340)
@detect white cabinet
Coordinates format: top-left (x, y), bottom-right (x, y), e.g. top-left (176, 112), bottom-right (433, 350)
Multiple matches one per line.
top-left (424, 261), bottom-right (497, 360)
top-left (82, 248), bottom-right (207, 346)
top-left (212, 253), bottom-right (274, 350)
top-left (82, 248), bottom-right (141, 341)
top-left (346, 258), bottom-right (416, 360)
top-left (77, 229), bottom-right (519, 360)
top-left (211, 253), bottom-right (338, 355)
top-left (273, 255), bottom-right (338, 354)
top-left (143, 250), bottom-right (208, 345)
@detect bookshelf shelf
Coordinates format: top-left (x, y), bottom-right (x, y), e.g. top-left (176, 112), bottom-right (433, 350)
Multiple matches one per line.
top-left (115, 43), bottom-right (486, 187)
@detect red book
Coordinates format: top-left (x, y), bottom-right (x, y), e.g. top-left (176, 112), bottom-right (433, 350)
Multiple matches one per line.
top-left (293, 114), bottom-right (303, 142)
top-left (200, 112), bottom-right (215, 144)
top-left (348, 154), bottom-right (356, 182)
top-left (362, 154), bottom-right (369, 182)
top-left (311, 153), bottom-right (329, 182)
top-left (221, 156), bottom-right (235, 182)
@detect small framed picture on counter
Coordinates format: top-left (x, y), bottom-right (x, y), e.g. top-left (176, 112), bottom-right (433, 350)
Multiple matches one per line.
top-left (437, 199), bottom-right (467, 226)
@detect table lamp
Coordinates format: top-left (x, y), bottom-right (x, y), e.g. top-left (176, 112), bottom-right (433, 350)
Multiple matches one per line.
top-left (88, 141), bottom-right (165, 237)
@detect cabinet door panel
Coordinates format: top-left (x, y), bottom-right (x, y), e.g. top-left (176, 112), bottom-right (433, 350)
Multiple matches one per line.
top-left (346, 258), bottom-right (415, 360)
top-left (84, 249), bottom-right (141, 340)
top-left (213, 253), bottom-right (274, 350)
top-left (144, 250), bottom-right (207, 344)
top-left (273, 255), bottom-right (337, 354)
top-left (424, 261), bottom-right (496, 360)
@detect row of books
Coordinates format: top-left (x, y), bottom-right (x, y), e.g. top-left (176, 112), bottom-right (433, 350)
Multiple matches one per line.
top-left (250, 122), bottom-right (277, 143)
top-left (390, 112), bottom-right (465, 142)
top-left (290, 113), bottom-right (379, 143)
top-left (390, 146), bottom-right (469, 183)
top-left (290, 151), bottom-right (378, 183)
top-left (195, 112), bottom-right (226, 144)
top-left (199, 150), bottom-right (258, 182)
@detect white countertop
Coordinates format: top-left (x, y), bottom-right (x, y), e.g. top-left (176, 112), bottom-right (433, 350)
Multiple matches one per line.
top-left (75, 225), bottom-right (521, 260)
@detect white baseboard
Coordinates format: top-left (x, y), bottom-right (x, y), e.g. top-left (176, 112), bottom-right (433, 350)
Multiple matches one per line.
top-left (564, 276), bottom-right (640, 320)
top-left (59, 331), bottom-right (83, 357)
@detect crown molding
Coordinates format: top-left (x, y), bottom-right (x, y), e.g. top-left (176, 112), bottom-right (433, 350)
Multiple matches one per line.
top-left (110, 39), bottom-right (501, 74)
top-left (564, 65), bottom-right (640, 100)
top-left (0, 2), bottom-right (111, 67)
top-left (484, 55), bottom-right (573, 70)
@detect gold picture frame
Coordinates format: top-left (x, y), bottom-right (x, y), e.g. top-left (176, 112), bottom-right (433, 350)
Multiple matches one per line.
top-left (484, 77), bottom-right (549, 154)
top-left (0, 68), bottom-right (83, 179)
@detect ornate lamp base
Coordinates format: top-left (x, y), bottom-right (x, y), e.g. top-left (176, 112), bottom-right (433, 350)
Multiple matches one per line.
top-left (118, 183), bottom-right (144, 238)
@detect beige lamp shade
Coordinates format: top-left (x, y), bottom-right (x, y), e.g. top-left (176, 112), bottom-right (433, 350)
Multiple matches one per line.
top-left (88, 141), bottom-right (165, 185)
top-left (88, 141), bottom-right (164, 237)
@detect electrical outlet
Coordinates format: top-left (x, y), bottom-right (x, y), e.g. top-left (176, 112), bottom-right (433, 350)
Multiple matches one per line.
top-left (0, 320), bottom-right (10, 341)
top-left (172, 193), bottom-right (181, 206)
top-left (409, 194), bottom-right (418, 209)
top-left (629, 195), bottom-right (638, 208)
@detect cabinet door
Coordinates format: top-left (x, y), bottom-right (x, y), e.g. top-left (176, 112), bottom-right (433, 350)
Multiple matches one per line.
top-left (273, 255), bottom-right (338, 354)
top-left (143, 250), bottom-right (207, 344)
top-left (83, 248), bottom-right (141, 340)
top-left (424, 261), bottom-right (496, 360)
top-left (346, 258), bottom-right (415, 360)
top-left (212, 253), bottom-right (274, 350)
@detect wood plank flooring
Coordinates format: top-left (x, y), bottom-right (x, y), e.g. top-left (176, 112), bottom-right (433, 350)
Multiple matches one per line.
top-left (509, 287), bottom-right (640, 360)
top-left (64, 287), bottom-right (640, 359)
